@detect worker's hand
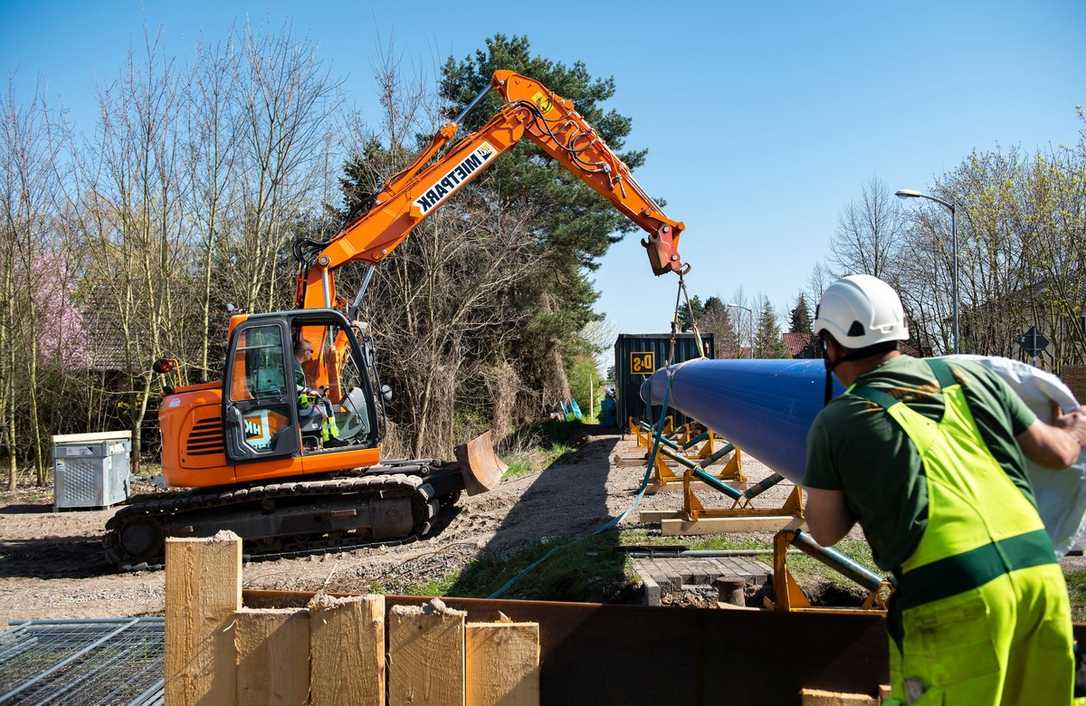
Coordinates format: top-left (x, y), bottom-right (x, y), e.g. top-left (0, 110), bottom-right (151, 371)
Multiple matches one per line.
top-left (1051, 402), bottom-right (1086, 447)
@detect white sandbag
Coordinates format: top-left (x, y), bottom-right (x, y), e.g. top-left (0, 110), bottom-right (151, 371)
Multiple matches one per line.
top-left (949, 355), bottom-right (1086, 555)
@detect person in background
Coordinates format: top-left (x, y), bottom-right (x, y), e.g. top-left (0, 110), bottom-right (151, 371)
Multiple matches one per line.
top-left (599, 387), bottom-right (617, 428)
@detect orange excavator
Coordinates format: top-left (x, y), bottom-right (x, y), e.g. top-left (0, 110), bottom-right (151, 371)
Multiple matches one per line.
top-left (104, 70), bottom-right (686, 567)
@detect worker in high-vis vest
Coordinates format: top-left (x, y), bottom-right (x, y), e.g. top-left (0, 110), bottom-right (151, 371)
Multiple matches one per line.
top-left (293, 333), bottom-right (341, 446)
top-left (804, 274), bottom-right (1086, 706)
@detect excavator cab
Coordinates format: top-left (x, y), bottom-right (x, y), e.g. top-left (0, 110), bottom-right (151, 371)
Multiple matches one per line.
top-left (222, 309), bottom-right (381, 464)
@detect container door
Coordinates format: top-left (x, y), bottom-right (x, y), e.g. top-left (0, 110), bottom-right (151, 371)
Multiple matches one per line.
top-left (222, 320), bottom-right (300, 462)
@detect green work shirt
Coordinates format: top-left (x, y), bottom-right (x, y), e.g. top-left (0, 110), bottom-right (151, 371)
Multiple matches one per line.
top-left (803, 355), bottom-right (1038, 571)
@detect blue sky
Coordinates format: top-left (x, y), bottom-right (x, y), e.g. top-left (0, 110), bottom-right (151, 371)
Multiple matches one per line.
top-left (3, 1), bottom-right (1084, 361)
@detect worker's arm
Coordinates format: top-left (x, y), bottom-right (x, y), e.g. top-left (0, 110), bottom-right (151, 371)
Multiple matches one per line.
top-left (1016, 403), bottom-right (1086, 470)
top-left (804, 488), bottom-right (856, 547)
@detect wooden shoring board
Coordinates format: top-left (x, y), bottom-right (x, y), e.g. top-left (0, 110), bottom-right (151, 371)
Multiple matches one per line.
top-left (466, 621), bottom-right (540, 706)
top-left (309, 594), bottom-right (386, 706)
top-left (164, 531), bottom-right (242, 706)
top-left (234, 608), bottom-right (310, 705)
top-left (660, 516), bottom-right (804, 536)
top-left (630, 556), bottom-right (769, 590)
top-left (241, 589), bottom-right (947, 704)
top-left (389, 599), bottom-right (467, 706)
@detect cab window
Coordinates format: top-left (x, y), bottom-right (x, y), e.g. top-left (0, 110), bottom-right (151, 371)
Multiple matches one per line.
top-left (226, 325), bottom-right (294, 454)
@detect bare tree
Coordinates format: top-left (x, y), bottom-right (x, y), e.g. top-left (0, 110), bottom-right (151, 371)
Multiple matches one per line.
top-left (831, 176), bottom-right (905, 280)
top-left (185, 39), bottom-right (241, 379)
top-left (0, 85), bottom-right (64, 485)
top-left (78, 35), bottom-right (189, 470)
top-left (806, 261), bottom-right (832, 308)
top-left (233, 26), bottom-right (341, 312)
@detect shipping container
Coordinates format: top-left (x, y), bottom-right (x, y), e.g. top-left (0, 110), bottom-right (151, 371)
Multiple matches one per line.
top-left (613, 332), bottom-right (713, 428)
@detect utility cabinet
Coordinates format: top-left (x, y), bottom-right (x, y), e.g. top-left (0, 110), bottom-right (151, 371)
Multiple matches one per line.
top-left (613, 333), bottom-right (713, 428)
top-left (52, 431), bottom-right (132, 510)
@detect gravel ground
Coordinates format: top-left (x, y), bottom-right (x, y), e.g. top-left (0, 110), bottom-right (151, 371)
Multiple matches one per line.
top-left (0, 432), bottom-right (661, 623)
top-left (0, 433), bottom-right (893, 624)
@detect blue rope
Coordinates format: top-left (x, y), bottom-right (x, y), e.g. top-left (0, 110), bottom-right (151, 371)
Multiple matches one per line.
top-left (487, 371), bottom-right (673, 599)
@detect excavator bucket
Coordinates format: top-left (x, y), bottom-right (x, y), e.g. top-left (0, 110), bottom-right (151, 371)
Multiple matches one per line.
top-left (454, 431), bottom-right (507, 496)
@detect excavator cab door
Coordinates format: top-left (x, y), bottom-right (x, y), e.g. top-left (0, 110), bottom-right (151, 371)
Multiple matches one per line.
top-left (222, 318), bottom-right (300, 462)
top-left (290, 311), bottom-right (381, 453)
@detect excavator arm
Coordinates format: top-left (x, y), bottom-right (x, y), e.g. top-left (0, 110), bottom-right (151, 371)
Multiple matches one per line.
top-left (295, 69), bottom-right (685, 311)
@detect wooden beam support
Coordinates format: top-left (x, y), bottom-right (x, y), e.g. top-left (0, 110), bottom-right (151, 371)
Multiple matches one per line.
top-left (164, 531), bottom-right (242, 706)
top-left (309, 594), bottom-right (386, 706)
top-left (234, 608), bottom-right (310, 706)
top-left (389, 599), bottom-right (467, 706)
top-left (660, 515), bottom-right (803, 536)
top-left (466, 621), bottom-right (540, 706)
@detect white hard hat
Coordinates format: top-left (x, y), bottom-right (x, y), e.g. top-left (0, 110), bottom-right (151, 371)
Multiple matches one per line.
top-left (813, 274), bottom-right (909, 349)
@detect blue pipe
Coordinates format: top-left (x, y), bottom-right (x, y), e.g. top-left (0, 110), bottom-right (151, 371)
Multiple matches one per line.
top-left (641, 359), bottom-right (844, 483)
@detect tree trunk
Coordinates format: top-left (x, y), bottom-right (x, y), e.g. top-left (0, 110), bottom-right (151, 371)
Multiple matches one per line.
top-left (2, 259), bottom-right (15, 490)
top-left (131, 372), bottom-right (153, 475)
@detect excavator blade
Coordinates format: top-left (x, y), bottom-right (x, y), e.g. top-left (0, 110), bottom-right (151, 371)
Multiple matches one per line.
top-left (454, 431), bottom-right (507, 496)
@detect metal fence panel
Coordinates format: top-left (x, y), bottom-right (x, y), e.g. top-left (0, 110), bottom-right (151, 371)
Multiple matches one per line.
top-left (0, 617), bottom-right (163, 705)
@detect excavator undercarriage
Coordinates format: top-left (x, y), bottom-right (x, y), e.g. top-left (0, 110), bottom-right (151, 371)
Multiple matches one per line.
top-left (105, 436), bottom-right (506, 568)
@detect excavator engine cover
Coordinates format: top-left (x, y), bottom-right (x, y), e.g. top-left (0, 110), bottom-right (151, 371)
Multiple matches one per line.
top-left (454, 431), bottom-right (507, 495)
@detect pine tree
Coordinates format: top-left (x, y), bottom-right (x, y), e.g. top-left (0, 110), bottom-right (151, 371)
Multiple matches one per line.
top-left (754, 298), bottom-right (789, 358)
top-left (439, 34), bottom-right (649, 398)
top-left (677, 295), bottom-right (704, 332)
top-left (789, 293), bottom-right (813, 333)
top-left (698, 296), bottom-right (740, 357)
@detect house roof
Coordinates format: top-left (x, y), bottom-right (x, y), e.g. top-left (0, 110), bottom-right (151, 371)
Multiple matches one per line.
top-left (80, 288), bottom-right (132, 371)
top-left (782, 332), bottom-right (812, 358)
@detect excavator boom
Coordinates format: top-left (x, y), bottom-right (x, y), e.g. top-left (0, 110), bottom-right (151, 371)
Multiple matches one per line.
top-left (296, 69), bottom-right (685, 311)
top-left (110, 69), bottom-right (686, 568)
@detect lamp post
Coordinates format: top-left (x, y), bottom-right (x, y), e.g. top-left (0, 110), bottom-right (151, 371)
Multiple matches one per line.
top-left (895, 189), bottom-right (959, 354)
top-left (728, 303), bottom-right (755, 358)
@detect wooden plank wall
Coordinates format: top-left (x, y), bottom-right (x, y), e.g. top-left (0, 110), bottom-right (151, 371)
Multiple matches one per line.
top-left (235, 608), bottom-right (309, 705)
top-left (467, 621), bottom-right (540, 706)
top-left (388, 600), bottom-right (467, 706)
top-left (164, 531), bottom-right (242, 705)
top-left (164, 536), bottom-right (539, 706)
top-left (309, 594), bottom-right (386, 706)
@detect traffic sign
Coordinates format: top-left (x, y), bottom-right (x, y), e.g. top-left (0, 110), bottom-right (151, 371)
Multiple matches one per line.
top-left (1016, 326), bottom-right (1048, 362)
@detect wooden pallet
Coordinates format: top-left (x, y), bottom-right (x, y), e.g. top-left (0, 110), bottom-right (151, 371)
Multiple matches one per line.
top-left (164, 532), bottom-right (539, 706)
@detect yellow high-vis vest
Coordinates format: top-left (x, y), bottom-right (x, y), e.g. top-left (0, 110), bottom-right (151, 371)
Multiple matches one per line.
top-left (850, 358), bottom-right (1074, 706)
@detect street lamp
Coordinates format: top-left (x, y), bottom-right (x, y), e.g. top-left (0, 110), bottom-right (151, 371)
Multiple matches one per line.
top-left (727, 303), bottom-right (755, 358)
top-left (895, 188), bottom-right (959, 354)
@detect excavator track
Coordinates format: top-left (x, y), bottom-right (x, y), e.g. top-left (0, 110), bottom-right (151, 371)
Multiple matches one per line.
top-left (103, 462), bottom-right (463, 570)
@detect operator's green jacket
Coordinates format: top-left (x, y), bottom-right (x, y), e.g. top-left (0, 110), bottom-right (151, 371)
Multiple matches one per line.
top-left (805, 355), bottom-right (1075, 705)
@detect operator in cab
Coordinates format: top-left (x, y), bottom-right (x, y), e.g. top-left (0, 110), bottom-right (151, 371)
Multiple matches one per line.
top-left (803, 274), bottom-right (1086, 706)
top-left (293, 334), bottom-right (314, 390)
top-left (292, 331), bottom-right (341, 448)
